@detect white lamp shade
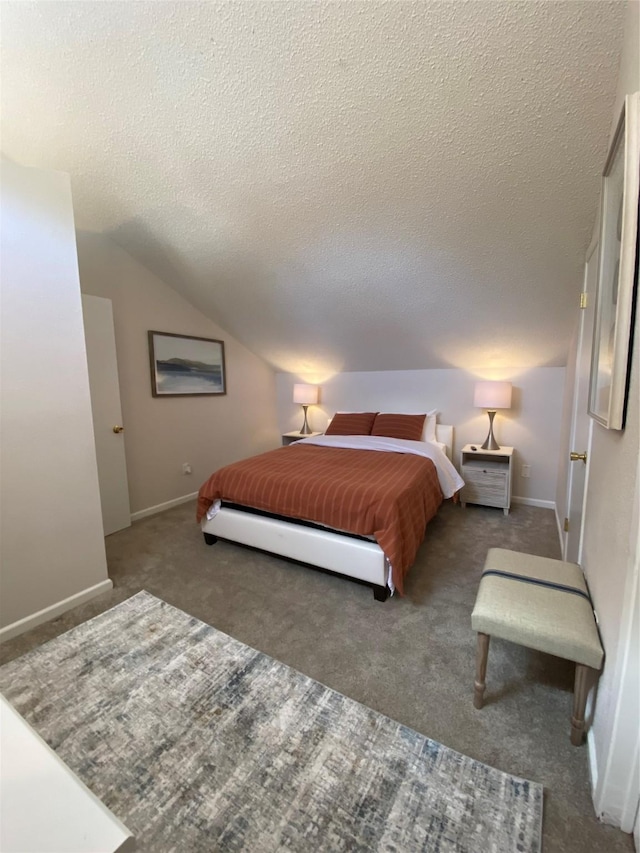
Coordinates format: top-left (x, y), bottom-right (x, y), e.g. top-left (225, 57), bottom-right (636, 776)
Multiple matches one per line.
top-left (474, 381), bottom-right (512, 410)
top-left (293, 383), bottom-right (319, 405)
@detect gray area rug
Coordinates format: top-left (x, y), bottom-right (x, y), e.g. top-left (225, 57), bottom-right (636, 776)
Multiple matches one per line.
top-left (0, 591), bottom-right (543, 852)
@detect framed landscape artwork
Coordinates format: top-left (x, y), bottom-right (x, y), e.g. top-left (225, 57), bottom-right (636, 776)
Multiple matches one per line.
top-left (148, 331), bottom-right (226, 397)
top-left (588, 92), bottom-right (639, 430)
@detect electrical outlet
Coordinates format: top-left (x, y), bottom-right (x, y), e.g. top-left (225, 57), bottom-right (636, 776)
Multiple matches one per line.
top-left (521, 464), bottom-right (531, 478)
top-left (182, 463), bottom-right (192, 475)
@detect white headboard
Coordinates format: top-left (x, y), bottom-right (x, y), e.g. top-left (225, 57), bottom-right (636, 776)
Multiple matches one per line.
top-left (435, 424), bottom-right (454, 460)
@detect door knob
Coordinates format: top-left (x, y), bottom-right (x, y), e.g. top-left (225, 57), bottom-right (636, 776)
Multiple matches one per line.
top-left (570, 451), bottom-right (587, 463)
top-left (113, 425), bottom-right (124, 434)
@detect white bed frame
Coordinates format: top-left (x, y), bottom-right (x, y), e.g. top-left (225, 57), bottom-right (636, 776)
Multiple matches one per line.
top-left (201, 425), bottom-right (454, 600)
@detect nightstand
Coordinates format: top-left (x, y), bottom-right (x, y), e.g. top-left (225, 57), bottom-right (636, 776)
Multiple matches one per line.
top-left (282, 431), bottom-right (322, 446)
top-left (460, 445), bottom-right (514, 515)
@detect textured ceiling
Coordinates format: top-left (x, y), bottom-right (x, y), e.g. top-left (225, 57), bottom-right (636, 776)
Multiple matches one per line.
top-left (1, 1), bottom-right (625, 374)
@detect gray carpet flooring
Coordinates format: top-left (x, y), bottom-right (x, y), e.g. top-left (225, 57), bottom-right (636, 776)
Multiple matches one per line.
top-left (1, 501), bottom-right (631, 853)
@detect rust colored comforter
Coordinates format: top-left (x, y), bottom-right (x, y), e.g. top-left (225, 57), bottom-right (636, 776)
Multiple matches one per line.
top-left (197, 444), bottom-right (443, 594)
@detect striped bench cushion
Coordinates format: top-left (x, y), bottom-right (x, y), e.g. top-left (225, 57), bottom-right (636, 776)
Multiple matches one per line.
top-left (471, 548), bottom-right (603, 670)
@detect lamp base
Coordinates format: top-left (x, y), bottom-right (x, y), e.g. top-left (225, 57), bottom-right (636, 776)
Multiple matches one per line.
top-left (481, 411), bottom-right (500, 450)
top-left (299, 405), bottom-right (312, 435)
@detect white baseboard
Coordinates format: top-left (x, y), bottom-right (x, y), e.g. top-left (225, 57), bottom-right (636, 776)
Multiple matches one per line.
top-left (130, 492), bottom-right (198, 522)
top-left (511, 496), bottom-right (556, 510)
top-left (588, 728), bottom-right (599, 797)
top-left (0, 579), bottom-right (113, 644)
top-left (554, 503), bottom-right (566, 557)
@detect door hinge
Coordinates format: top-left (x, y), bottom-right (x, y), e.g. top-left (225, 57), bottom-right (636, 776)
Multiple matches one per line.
top-left (580, 292), bottom-right (587, 309)
top-left (564, 517), bottom-right (570, 532)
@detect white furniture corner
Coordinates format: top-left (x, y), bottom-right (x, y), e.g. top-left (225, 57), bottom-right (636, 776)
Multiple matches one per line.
top-left (1, 696), bottom-right (135, 852)
top-left (282, 431), bottom-right (323, 445)
top-left (460, 444), bottom-right (514, 515)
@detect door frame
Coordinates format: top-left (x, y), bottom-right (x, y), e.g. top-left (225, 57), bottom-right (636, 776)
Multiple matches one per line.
top-left (567, 240), bottom-right (640, 831)
top-left (563, 238), bottom-right (597, 562)
top-left (81, 294), bottom-right (131, 536)
top-left (592, 470), bottom-right (640, 831)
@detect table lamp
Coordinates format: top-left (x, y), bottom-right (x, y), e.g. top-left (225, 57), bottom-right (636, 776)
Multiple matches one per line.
top-left (474, 381), bottom-right (512, 450)
top-left (293, 384), bottom-right (319, 435)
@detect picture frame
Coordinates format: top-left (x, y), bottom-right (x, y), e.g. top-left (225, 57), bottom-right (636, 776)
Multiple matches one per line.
top-left (588, 92), bottom-right (639, 430)
top-left (148, 331), bottom-right (226, 397)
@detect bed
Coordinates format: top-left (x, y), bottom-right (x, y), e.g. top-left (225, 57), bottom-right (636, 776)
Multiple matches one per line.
top-left (197, 423), bottom-right (463, 600)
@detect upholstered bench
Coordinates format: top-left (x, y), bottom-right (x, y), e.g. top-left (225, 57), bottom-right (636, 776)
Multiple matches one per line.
top-left (471, 548), bottom-right (604, 745)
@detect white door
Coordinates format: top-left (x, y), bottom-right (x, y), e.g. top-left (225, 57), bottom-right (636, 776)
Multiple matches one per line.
top-left (82, 295), bottom-right (131, 536)
top-left (565, 240), bottom-right (598, 563)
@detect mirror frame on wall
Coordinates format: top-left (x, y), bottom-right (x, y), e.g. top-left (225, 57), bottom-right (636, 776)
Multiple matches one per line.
top-left (588, 91), bottom-right (640, 430)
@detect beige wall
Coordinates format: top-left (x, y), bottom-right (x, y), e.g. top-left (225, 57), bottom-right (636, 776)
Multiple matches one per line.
top-left (556, 0), bottom-right (639, 827)
top-left (276, 366), bottom-right (566, 505)
top-left (0, 161), bottom-right (109, 633)
top-left (76, 232), bottom-right (279, 515)
top-left (586, 320), bottom-right (639, 821)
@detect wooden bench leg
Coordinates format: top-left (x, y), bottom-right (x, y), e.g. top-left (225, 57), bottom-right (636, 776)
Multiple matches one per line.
top-left (474, 632), bottom-right (490, 709)
top-left (571, 663), bottom-right (592, 746)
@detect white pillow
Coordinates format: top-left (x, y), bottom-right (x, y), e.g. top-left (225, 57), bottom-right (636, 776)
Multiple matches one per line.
top-left (423, 409), bottom-right (438, 442)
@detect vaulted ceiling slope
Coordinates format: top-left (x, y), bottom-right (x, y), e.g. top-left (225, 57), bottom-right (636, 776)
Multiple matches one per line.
top-left (1, 2), bottom-right (624, 374)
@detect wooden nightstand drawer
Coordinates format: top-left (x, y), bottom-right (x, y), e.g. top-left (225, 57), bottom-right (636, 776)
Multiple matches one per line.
top-left (461, 473), bottom-right (508, 507)
top-left (460, 445), bottom-right (514, 515)
top-left (462, 466), bottom-right (507, 481)
top-left (462, 467), bottom-right (507, 487)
